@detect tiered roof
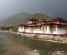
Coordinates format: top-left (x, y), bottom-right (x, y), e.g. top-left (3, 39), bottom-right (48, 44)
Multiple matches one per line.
top-left (18, 17), bottom-right (67, 27)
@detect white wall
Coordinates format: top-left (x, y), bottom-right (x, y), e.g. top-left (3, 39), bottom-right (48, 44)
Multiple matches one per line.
top-left (53, 28), bottom-right (66, 34)
top-left (18, 25), bottom-right (66, 34)
top-left (46, 25), bottom-right (51, 34)
top-left (18, 26), bottom-right (24, 32)
top-left (25, 28), bottom-right (33, 33)
top-left (33, 29), bottom-right (43, 33)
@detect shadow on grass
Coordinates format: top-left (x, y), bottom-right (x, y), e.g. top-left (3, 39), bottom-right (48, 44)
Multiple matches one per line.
top-left (15, 35), bottom-right (49, 55)
top-left (0, 43), bottom-right (7, 55)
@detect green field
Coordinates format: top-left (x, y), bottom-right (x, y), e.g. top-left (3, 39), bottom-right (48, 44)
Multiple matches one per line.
top-left (0, 33), bottom-right (66, 55)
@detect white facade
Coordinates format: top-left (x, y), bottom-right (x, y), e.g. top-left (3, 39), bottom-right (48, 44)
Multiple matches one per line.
top-left (33, 29), bottom-right (43, 33)
top-left (46, 25), bottom-right (51, 34)
top-left (53, 25), bottom-right (66, 34)
top-left (25, 28), bottom-right (33, 33)
top-left (17, 26), bottom-right (24, 32)
top-left (18, 25), bottom-right (66, 35)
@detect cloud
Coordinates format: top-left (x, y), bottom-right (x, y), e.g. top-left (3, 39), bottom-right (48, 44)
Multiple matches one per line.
top-left (0, 0), bottom-right (67, 20)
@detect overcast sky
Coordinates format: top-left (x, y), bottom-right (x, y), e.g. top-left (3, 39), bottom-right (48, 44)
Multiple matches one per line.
top-left (0, 0), bottom-right (67, 20)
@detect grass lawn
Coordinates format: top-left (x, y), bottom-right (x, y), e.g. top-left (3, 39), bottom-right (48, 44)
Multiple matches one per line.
top-left (15, 35), bottom-right (49, 55)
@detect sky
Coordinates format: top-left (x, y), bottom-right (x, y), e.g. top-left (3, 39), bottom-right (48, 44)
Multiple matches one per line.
top-left (0, 0), bottom-right (67, 20)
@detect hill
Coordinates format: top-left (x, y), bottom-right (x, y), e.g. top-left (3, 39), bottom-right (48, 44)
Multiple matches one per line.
top-left (2, 12), bottom-right (32, 25)
top-left (2, 12), bottom-right (52, 25)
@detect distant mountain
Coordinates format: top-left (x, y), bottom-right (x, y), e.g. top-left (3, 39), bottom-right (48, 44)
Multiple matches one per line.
top-left (2, 12), bottom-right (52, 25)
top-left (2, 12), bottom-right (32, 25)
